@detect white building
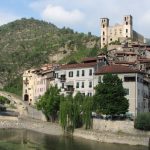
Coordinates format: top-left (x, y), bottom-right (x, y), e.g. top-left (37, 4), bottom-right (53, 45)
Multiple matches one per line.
top-left (55, 57), bottom-right (107, 96)
top-left (94, 64), bottom-right (150, 116)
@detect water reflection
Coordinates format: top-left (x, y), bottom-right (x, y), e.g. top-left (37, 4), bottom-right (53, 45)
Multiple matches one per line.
top-left (0, 129), bottom-right (148, 150)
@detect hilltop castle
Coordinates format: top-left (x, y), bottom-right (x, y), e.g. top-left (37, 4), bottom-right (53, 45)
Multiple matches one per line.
top-left (100, 15), bottom-right (144, 48)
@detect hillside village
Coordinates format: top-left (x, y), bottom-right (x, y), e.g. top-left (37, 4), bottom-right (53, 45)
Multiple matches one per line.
top-left (23, 15), bottom-right (150, 117)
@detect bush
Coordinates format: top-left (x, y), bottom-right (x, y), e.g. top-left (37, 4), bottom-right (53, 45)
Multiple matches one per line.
top-left (134, 112), bottom-right (150, 131)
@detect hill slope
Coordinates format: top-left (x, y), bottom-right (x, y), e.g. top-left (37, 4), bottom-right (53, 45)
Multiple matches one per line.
top-left (0, 18), bottom-right (100, 95)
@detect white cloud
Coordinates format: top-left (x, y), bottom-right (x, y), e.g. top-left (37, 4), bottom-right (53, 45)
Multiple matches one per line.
top-left (41, 4), bottom-right (85, 25)
top-left (0, 11), bottom-right (19, 26)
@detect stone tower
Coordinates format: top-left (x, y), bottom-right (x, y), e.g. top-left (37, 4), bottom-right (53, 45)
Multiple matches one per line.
top-left (123, 15), bottom-right (133, 39)
top-left (100, 18), bottom-right (109, 48)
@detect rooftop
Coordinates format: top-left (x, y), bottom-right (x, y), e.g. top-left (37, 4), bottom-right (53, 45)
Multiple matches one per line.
top-left (60, 62), bottom-right (96, 70)
top-left (95, 64), bottom-right (140, 75)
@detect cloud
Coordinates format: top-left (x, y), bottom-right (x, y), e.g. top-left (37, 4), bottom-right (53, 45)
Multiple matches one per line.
top-left (41, 4), bottom-right (85, 25)
top-left (0, 11), bottom-right (19, 26)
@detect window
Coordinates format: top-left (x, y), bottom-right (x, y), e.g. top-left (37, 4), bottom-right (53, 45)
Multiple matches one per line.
top-left (76, 82), bottom-right (79, 88)
top-left (126, 29), bottom-right (128, 33)
top-left (82, 93), bottom-right (85, 96)
top-left (103, 38), bottom-right (105, 41)
top-left (81, 82), bottom-right (84, 88)
top-left (126, 22), bottom-right (128, 25)
top-left (98, 76), bottom-right (101, 83)
top-left (138, 89), bottom-right (140, 96)
top-left (89, 81), bottom-right (92, 88)
top-left (69, 71), bottom-right (73, 77)
top-left (124, 88), bottom-right (129, 95)
top-left (89, 69), bottom-right (92, 76)
top-left (87, 93), bottom-right (92, 96)
top-left (103, 31), bottom-right (105, 35)
top-left (76, 70), bottom-right (79, 77)
top-left (103, 24), bottom-right (105, 28)
top-left (124, 76), bottom-right (135, 82)
top-left (55, 73), bottom-right (58, 78)
top-left (62, 83), bottom-right (64, 88)
top-left (82, 70), bottom-right (85, 76)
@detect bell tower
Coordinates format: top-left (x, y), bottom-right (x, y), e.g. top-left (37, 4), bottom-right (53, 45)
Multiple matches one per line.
top-left (100, 18), bottom-right (109, 48)
top-left (123, 15), bottom-right (133, 39)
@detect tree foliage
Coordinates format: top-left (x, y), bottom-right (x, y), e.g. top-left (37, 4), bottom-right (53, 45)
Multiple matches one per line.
top-left (134, 112), bottom-right (150, 131)
top-left (59, 92), bottom-right (93, 132)
top-left (36, 85), bottom-right (61, 122)
top-left (0, 96), bottom-right (10, 104)
top-left (82, 96), bottom-right (93, 129)
top-left (94, 74), bottom-right (129, 115)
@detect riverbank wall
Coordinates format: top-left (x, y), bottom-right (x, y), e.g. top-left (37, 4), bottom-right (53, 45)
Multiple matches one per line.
top-left (74, 119), bottom-right (150, 146)
top-left (0, 117), bottom-right (63, 136)
top-left (0, 117), bottom-right (149, 147)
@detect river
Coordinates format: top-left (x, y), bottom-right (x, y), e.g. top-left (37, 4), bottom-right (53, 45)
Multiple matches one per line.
top-left (0, 129), bottom-right (148, 150)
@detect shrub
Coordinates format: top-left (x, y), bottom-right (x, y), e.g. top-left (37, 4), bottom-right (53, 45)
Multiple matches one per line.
top-left (134, 112), bottom-right (150, 131)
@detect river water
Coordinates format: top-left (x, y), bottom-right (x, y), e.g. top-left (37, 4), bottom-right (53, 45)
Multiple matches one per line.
top-left (0, 129), bottom-right (148, 150)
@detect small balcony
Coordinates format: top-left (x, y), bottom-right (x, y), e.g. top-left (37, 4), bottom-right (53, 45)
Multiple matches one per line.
top-left (60, 75), bottom-right (66, 82)
top-left (65, 85), bottom-right (74, 94)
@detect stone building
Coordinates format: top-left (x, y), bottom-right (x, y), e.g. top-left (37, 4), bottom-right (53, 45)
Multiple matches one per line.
top-left (100, 15), bottom-right (144, 48)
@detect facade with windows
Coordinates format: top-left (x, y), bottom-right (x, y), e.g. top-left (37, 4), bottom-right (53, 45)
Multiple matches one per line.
top-left (22, 64), bottom-right (56, 105)
top-left (94, 64), bottom-right (150, 116)
top-left (54, 63), bottom-right (96, 97)
top-left (54, 57), bottom-right (108, 97)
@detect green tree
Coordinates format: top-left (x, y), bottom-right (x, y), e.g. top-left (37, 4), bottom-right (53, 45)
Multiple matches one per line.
top-left (59, 92), bottom-right (93, 132)
top-left (36, 85), bottom-right (61, 122)
top-left (0, 96), bottom-right (10, 104)
top-left (82, 96), bottom-right (93, 129)
top-left (134, 112), bottom-right (150, 131)
top-left (59, 95), bottom-right (74, 132)
top-left (94, 74), bottom-right (129, 115)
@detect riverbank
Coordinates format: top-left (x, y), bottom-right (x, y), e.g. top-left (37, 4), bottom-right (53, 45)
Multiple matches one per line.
top-left (0, 117), bottom-right (63, 136)
top-left (0, 117), bottom-right (149, 147)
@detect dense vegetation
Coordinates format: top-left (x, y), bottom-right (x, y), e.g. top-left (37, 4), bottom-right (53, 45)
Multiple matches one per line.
top-left (134, 112), bottom-right (150, 131)
top-left (94, 74), bottom-right (129, 115)
top-left (0, 18), bottom-right (100, 95)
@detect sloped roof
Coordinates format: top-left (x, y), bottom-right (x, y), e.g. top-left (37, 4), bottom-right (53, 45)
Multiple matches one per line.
top-left (95, 65), bottom-right (140, 75)
top-left (60, 62), bottom-right (96, 70)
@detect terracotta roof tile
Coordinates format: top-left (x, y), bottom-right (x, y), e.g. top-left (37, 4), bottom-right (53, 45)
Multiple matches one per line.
top-left (82, 57), bottom-right (97, 62)
top-left (115, 61), bottom-right (136, 65)
top-left (95, 65), bottom-right (140, 75)
top-left (138, 58), bottom-right (150, 63)
top-left (60, 62), bottom-right (96, 70)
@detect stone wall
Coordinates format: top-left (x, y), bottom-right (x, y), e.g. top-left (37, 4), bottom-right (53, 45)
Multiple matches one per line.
top-left (93, 119), bottom-right (136, 134)
top-left (74, 119), bottom-right (150, 146)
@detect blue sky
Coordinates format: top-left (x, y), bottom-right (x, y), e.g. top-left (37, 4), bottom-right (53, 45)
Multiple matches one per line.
top-left (0, 0), bottom-right (150, 38)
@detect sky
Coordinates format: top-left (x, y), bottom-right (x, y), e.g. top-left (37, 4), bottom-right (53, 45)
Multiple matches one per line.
top-left (0, 0), bottom-right (150, 38)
